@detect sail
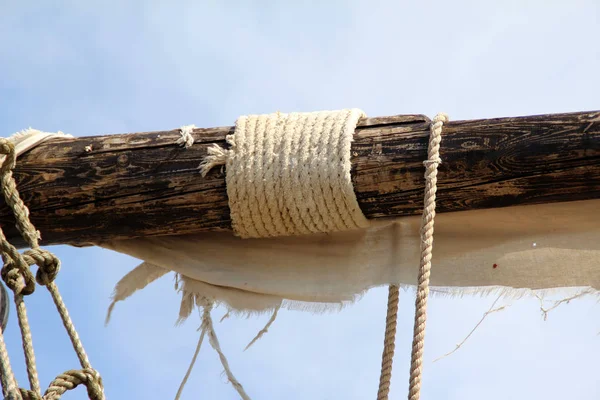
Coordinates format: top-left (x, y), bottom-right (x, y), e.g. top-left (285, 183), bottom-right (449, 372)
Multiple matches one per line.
top-left (100, 199), bottom-right (600, 315)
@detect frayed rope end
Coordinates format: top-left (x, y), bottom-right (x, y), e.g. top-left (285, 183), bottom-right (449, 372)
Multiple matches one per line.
top-left (198, 144), bottom-right (228, 177)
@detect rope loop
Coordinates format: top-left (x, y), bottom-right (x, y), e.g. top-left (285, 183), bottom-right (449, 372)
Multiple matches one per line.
top-left (17, 369), bottom-right (105, 400)
top-left (43, 368), bottom-right (104, 400)
top-left (0, 248), bottom-right (60, 295)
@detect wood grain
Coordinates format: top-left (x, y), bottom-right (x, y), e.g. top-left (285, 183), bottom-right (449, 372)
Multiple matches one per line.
top-left (0, 110), bottom-right (598, 248)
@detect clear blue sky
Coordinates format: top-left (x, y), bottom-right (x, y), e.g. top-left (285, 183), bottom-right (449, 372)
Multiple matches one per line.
top-left (1, 1), bottom-right (599, 399)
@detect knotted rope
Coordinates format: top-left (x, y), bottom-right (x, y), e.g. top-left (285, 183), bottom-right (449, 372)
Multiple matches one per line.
top-left (0, 138), bottom-right (104, 399)
top-left (200, 109), bottom-right (370, 238)
top-left (177, 125), bottom-right (196, 149)
top-left (376, 113), bottom-right (448, 400)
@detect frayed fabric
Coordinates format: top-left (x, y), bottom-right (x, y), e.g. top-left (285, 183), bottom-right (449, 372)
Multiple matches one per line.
top-left (105, 262), bottom-right (169, 325)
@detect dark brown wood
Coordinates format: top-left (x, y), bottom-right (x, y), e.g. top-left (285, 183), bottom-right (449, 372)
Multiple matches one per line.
top-left (0, 110), bottom-right (598, 248)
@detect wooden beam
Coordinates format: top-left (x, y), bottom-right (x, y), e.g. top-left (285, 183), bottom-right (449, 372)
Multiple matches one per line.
top-left (0, 110), bottom-right (598, 248)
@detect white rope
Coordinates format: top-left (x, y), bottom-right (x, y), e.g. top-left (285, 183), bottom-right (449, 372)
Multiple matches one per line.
top-left (407, 112), bottom-right (448, 400)
top-left (200, 109), bottom-right (370, 238)
top-left (177, 125), bottom-right (196, 148)
top-left (175, 299), bottom-right (252, 400)
top-left (174, 321), bottom-right (206, 400)
top-left (199, 300), bottom-right (251, 400)
top-left (376, 113), bottom-right (447, 400)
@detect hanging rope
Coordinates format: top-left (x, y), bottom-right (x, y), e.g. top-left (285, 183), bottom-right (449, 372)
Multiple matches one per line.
top-left (376, 113), bottom-right (447, 400)
top-left (376, 285), bottom-right (399, 400)
top-left (408, 113), bottom-right (447, 400)
top-left (175, 298), bottom-right (251, 400)
top-left (0, 138), bottom-right (105, 399)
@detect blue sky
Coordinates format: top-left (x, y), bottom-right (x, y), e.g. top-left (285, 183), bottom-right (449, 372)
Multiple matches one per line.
top-left (1, 1), bottom-right (599, 399)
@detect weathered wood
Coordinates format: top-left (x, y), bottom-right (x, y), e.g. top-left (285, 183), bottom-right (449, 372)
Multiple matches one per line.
top-left (0, 110), bottom-right (598, 248)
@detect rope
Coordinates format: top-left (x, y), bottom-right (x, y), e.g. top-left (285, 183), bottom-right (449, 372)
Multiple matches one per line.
top-left (45, 283), bottom-right (93, 369)
top-left (20, 369), bottom-right (103, 400)
top-left (0, 140), bottom-right (41, 248)
top-left (174, 327), bottom-right (206, 400)
top-left (14, 294), bottom-right (40, 394)
top-left (14, 369), bottom-right (103, 400)
top-left (200, 109), bottom-right (370, 238)
top-left (376, 113), bottom-right (447, 400)
top-left (407, 113), bottom-right (447, 400)
top-left (201, 301), bottom-right (251, 400)
top-left (177, 125), bottom-right (196, 149)
top-left (176, 299), bottom-right (252, 400)
top-left (376, 285), bottom-right (399, 400)
top-left (0, 137), bottom-right (104, 399)
top-left (0, 282), bottom-right (9, 332)
top-left (0, 324), bottom-right (19, 398)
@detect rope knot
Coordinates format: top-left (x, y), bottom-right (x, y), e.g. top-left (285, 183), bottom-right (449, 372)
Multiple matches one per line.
top-left (84, 369), bottom-right (105, 400)
top-left (177, 125), bottom-right (196, 149)
top-left (1, 256), bottom-right (36, 296)
top-left (44, 368), bottom-right (105, 400)
top-left (22, 249), bottom-right (61, 286)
